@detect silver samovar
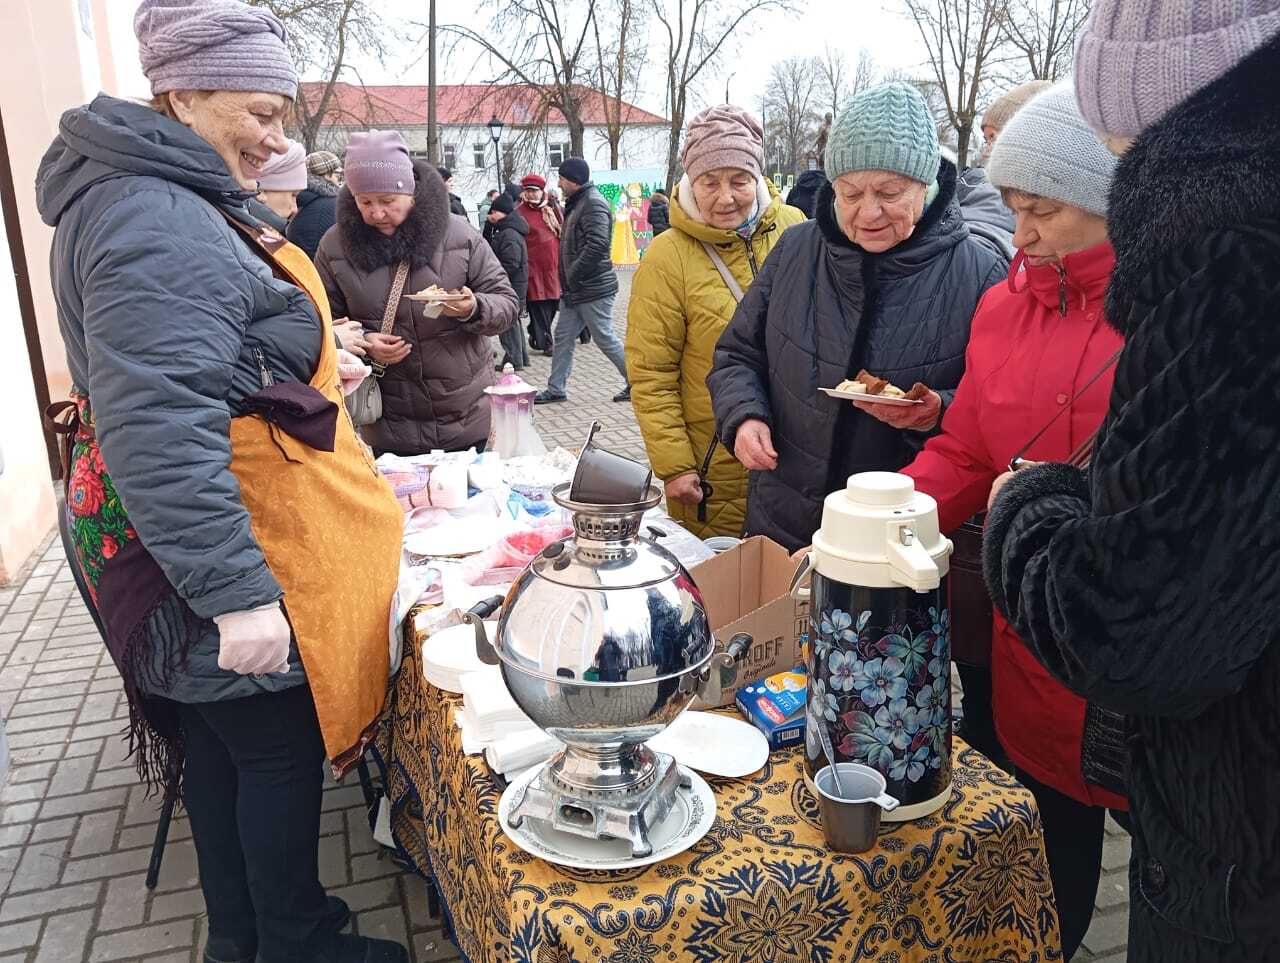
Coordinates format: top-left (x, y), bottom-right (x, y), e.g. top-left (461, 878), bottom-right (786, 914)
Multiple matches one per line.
top-left (466, 480), bottom-right (751, 857)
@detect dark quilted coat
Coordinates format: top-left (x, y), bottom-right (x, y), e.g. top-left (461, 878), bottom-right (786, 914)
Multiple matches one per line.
top-left (286, 175), bottom-right (337, 260)
top-left (708, 160), bottom-right (1007, 550)
top-left (983, 35), bottom-right (1280, 963)
top-left (558, 181), bottom-right (618, 306)
top-left (315, 161), bottom-right (518, 455)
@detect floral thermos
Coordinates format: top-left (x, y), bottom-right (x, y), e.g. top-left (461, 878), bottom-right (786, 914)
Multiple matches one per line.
top-left (793, 473), bottom-right (954, 821)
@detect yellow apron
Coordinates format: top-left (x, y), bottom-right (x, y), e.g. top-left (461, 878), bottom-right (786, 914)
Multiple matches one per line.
top-left (225, 223), bottom-right (403, 776)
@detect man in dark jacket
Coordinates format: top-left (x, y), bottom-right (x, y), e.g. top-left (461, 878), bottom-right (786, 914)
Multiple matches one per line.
top-left (536, 157), bottom-right (630, 403)
top-left (487, 194), bottom-right (530, 369)
top-left (647, 191), bottom-right (670, 235)
top-left (438, 167), bottom-right (467, 217)
top-left (786, 169), bottom-right (828, 218)
top-left (287, 174), bottom-right (338, 260)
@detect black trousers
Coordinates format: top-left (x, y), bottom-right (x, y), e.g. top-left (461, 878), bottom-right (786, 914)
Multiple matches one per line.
top-left (1015, 767), bottom-right (1130, 961)
top-left (954, 662), bottom-right (1009, 770)
top-left (177, 684), bottom-right (330, 962)
top-left (526, 299), bottom-right (557, 350)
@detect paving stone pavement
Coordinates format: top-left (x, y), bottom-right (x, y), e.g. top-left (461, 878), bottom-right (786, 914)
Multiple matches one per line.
top-left (0, 269), bottom-right (1130, 960)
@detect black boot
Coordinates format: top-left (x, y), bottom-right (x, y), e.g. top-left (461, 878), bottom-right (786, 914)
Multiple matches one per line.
top-left (204, 896), bottom-right (352, 963)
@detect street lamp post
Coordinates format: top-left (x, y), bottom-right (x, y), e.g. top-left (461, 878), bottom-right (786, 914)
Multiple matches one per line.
top-left (487, 115), bottom-right (504, 194)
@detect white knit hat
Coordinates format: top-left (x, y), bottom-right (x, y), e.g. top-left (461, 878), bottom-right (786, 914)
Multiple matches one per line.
top-left (986, 83), bottom-right (1118, 217)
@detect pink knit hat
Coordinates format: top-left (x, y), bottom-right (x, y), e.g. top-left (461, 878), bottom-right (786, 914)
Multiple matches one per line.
top-left (344, 130), bottom-right (415, 196)
top-left (256, 140), bottom-right (306, 191)
top-left (680, 105), bottom-right (764, 182)
top-left (1075, 0), bottom-right (1280, 138)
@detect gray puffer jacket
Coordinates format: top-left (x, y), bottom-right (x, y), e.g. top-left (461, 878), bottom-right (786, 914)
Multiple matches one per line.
top-left (708, 161), bottom-right (1007, 550)
top-left (35, 94), bottom-right (314, 702)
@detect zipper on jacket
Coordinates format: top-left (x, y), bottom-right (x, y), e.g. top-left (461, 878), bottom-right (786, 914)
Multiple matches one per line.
top-left (253, 347), bottom-right (275, 389)
top-left (742, 237), bottom-right (759, 277)
top-left (1055, 265), bottom-right (1068, 316)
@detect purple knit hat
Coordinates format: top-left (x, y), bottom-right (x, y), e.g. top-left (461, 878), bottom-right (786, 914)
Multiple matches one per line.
top-left (344, 130), bottom-right (415, 195)
top-left (256, 140), bottom-right (307, 191)
top-left (680, 105), bottom-right (765, 182)
top-left (134, 0), bottom-right (297, 98)
top-left (1075, 0), bottom-right (1280, 138)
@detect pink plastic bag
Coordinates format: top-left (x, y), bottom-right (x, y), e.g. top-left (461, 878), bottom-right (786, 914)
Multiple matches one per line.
top-left (461, 524), bottom-right (573, 586)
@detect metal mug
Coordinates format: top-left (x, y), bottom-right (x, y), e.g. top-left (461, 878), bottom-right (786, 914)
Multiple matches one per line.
top-left (814, 762), bottom-right (899, 853)
top-left (569, 421), bottom-right (654, 505)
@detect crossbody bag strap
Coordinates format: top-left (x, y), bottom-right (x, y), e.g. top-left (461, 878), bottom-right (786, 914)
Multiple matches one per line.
top-left (369, 261), bottom-right (411, 378)
top-left (693, 242), bottom-right (747, 523)
top-left (699, 241), bottom-right (745, 303)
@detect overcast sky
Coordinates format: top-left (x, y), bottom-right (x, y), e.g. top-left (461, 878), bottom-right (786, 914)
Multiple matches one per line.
top-left (107, 0), bottom-right (931, 117)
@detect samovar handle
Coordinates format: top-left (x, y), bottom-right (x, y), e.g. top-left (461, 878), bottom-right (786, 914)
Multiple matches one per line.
top-left (697, 632), bottom-right (754, 705)
top-left (463, 596), bottom-right (504, 666)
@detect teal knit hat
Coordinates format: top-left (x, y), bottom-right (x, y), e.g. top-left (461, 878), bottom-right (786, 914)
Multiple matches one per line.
top-left (825, 82), bottom-right (941, 185)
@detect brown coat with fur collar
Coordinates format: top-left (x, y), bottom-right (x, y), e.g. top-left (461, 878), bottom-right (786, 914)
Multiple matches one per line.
top-left (315, 161), bottom-right (517, 454)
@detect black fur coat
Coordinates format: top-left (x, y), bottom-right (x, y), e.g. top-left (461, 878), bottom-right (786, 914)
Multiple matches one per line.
top-left (984, 35), bottom-right (1280, 963)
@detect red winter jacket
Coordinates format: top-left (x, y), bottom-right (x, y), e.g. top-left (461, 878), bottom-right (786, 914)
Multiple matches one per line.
top-left (904, 241), bottom-right (1127, 810)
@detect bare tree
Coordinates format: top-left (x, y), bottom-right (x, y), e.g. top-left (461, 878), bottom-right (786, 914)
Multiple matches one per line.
top-left (1003, 0), bottom-right (1090, 80)
top-left (818, 45), bottom-right (878, 118)
top-left (902, 0), bottom-right (1011, 169)
top-left (248, 0), bottom-right (400, 152)
top-left (653, 0), bottom-right (790, 192)
top-left (763, 57), bottom-right (823, 175)
top-left (593, 0), bottom-right (648, 169)
top-left (442, 0), bottom-right (599, 156)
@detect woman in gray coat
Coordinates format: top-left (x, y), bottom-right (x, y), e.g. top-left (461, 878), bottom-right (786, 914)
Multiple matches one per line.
top-left (316, 131), bottom-right (518, 455)
top-left (34, 3), bottom-right (407, 962)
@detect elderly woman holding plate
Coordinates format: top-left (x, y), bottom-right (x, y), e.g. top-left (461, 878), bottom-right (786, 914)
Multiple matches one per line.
top-left (708, 82), bottom-right (1007, 551)
top-left (316, 130), bottom-right (518, 456)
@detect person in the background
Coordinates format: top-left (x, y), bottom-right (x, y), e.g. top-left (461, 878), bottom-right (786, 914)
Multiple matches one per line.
top-left (317, 132), bottom-right (518, 455)
top-left (708, 82), bottom-right (1006, 551)
top-left (647, 189), bottom-right (670, 235)
top-left (517, 173), bottom-right (562, 354)
top-left (947, 144), bottom-right (1015, 261)
top-left (890, 85), bottom-right (1127, 961)
top-left (487, 194), bottom-right (530, 370)
top-left (536, 157), bottom-right (630, 404)
top-left (979, 79), bottom-right (1053, 163)
top-left (627, 106), bottom-right (804, 538)
top-left (984, 7), bottom-right (1280, 962)
top-left (477, 188), bottom-right (499, 227)
top-left (287, 151), bottom-right (339, 260)
top-left (34, 2), bottom-right (407, 960)
top-left (785, 169), bottom-right (828, 218)
top-left (255, 139), bottom-right (306, 224)
top-left (306, 149), bottom-right (342, 186)
top-left (437, 166), bottom-right (467, 217)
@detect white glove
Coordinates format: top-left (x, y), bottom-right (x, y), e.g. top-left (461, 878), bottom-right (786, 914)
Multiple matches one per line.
top-left (336, 349), bottom-right (371, 397)
top-left (214, 602), bottom-right (292, 676)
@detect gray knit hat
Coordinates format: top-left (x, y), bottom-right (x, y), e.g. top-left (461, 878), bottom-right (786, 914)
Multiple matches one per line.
top-left (1075, 0), bottom-right (1280, 138)
top-left (825, 82), bottom-right (941, 185)
top-left (987, 84), bottom-right (1118, 217)
top-left (981, 80), bottom-right (1054, 133)
top-left (134, 0), bottom-right (297, 99)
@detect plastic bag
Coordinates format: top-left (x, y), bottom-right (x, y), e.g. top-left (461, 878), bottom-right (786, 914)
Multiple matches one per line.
top-left (461, 523), bottom-right (573, 586)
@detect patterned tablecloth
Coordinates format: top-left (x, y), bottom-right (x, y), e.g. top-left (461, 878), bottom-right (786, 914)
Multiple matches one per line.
top-left (374, 610), bottom-right (1063, 963)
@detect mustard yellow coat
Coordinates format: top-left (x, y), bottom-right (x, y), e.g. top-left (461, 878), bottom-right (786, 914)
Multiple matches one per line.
top-left (625, 183), bottom-right (804, 537)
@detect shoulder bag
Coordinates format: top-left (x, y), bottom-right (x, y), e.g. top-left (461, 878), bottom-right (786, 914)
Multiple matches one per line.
top-left (346, 261), bottom-right (410, 427)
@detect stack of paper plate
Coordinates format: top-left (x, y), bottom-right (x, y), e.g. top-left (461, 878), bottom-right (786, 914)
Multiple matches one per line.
top-left (422, 622), bottom-right (494, 693)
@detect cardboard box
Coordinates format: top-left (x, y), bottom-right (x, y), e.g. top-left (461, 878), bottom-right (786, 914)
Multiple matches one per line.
top-left (690, 535), bottom-right (810, 708)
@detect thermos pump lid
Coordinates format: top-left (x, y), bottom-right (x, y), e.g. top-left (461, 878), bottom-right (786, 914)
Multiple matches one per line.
top-left (810, 472), bottom-right (952, 592)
